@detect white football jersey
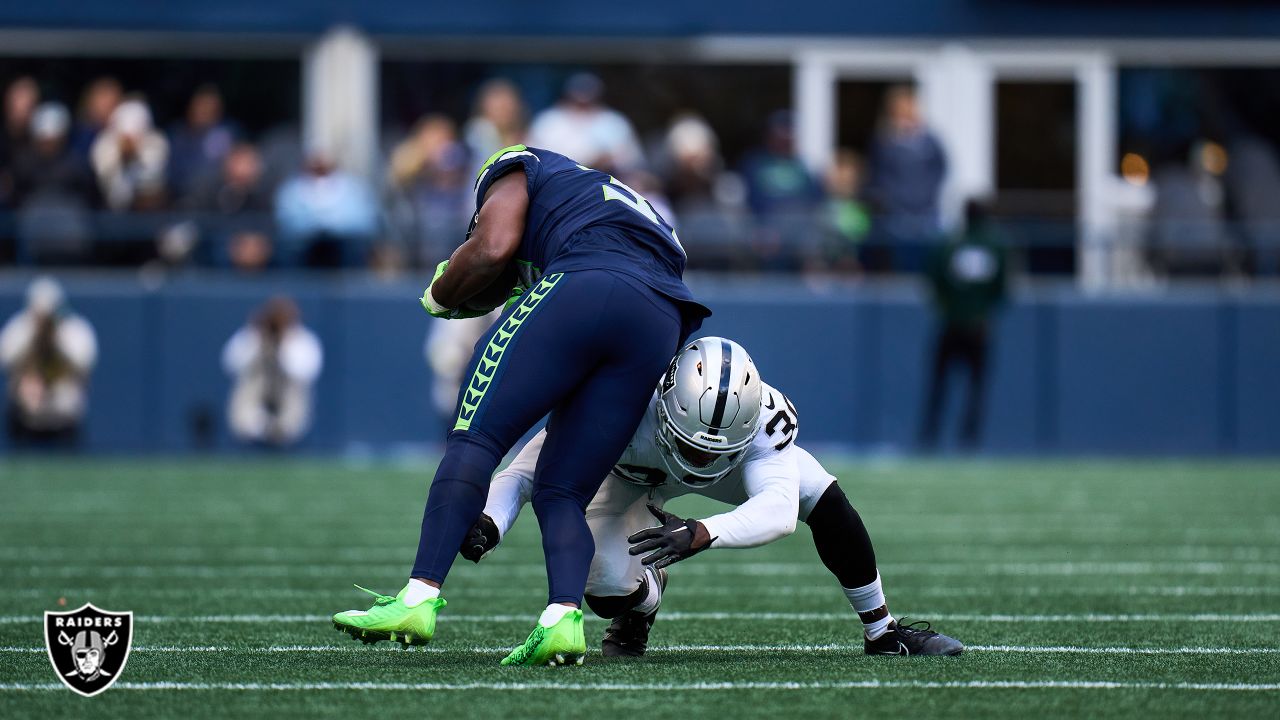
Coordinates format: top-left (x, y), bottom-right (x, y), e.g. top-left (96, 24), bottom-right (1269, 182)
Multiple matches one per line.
top-left (483, 381), bottom-right (816, 551)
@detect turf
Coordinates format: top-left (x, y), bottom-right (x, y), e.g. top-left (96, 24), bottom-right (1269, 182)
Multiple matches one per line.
top-left (1, 457), bottom-right (1277, 719)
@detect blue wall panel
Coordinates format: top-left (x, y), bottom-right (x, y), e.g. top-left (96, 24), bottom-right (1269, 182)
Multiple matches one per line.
top-left (696, 293), bottom-right (868, 449)
top-left (1053, 299), bottom-right (1223, 454)
top-left (1234, 301), bottom-right (1280, 454)
top-left (978, 302), bottom-right (1043, 452)
top-left (339, 290), bottom-right (442, 449)
top-left (1, 277), bottom-right (1277, 456)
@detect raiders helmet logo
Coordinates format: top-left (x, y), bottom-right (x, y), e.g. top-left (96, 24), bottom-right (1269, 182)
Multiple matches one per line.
top-left (44, 603), bottom-right (133, 697)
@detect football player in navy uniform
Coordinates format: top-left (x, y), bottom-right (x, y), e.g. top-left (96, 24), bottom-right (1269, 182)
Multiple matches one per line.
top-left (465, 338), bottom-right (964, 657)
top-left (333, 146), bottom-right (709, 666)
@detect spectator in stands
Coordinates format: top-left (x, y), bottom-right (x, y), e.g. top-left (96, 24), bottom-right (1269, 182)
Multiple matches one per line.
top-left (740, 110), bottom-right (822, 218)
top-left (168, 84), bottom-right (238, 200)
top-left (918, 200), bottom-right (1007, 451)
top-left (183, 142), bottom-right (273, 268)
top-left (464, 78), bottom-right (527, 174)
top-left (812, 148), bottom-right (871, 273)
top-left (186, 142), bottom-right (271, 216)
top-left (70, 77), bottom-right (121, 162)
top-left (0, 76), bottom-right (40, 207)
top-left (864, 85), bottom-right (947, 273)
top-left (227, 231), bottom-right (274, 274)
top-left (275, 152), bottom-right (378, 267)
top-left (10, 102), bottom-right (99, 263)
top-left (11, 102), bottom-right (99, 208)
top-left (527, 72), bottom-right (643, 173)
top-left (390, 115), bottom-right (469, 197)
top-left (739, 110), bottom-right (822, 269)
top-left (388, 114), bottom-right (470, 266)
top-left (1223, 133), bottom-right (1280, 275)
top-left (91, 98), bottom-right (169, 211)
top-left (661, 113), bottom-right (723, 211)
top-left (222, 296), bottom-right (322, 447)
top-left (1148, 141), bottom-right (1233, 275)
top-left (0, 277), bottom-right (97, 448)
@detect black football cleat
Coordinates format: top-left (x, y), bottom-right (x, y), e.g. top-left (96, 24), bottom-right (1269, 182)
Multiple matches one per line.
top-left (601, 568), bottom-right (667, 658)
top-left (864, 619), bottom-right (964, 656)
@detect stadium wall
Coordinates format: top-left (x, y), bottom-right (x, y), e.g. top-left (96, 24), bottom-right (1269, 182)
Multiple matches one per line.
top-left (0, 276), bottom-right (1276, 456)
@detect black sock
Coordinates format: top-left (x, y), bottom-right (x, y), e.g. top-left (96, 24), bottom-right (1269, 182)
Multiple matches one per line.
top-left (804, 481), bottom-right (879, 589)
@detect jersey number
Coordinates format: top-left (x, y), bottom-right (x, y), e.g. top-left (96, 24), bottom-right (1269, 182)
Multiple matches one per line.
top-left (763, 393), bottom-right (799, 451)
top-left (600, 175), bottom-right (685, 255)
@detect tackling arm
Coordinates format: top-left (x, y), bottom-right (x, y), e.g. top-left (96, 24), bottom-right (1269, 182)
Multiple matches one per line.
top-left (698, 447), bottom-right (801, 549)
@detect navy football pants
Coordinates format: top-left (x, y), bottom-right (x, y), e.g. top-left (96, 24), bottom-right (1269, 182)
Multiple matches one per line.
top-left (412, 269), bottom-right (683, 605)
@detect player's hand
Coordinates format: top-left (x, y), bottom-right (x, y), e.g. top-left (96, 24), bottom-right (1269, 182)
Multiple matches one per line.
top-left (503, 284), bottom-right (526, 311)
top-left (420, 260), bottom-right (491, 319)
top-left (459, 513), bottom-right (500, 563)
top-left (627, 504), bottom-right (715, 569)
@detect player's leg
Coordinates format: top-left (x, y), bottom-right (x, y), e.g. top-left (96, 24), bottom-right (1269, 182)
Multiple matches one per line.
top-left (959, 326), bottom-right (989, 448)
top-left (500, 272), bottom-right (683, 665)
top-left (335, 272), bottom-right (648, 645)
top-left (581, 482), bottom-right (673, 656)
top-left (581, 477), bottom-right (657, 616)
top-left (796, 448), bottom-right (963, 656)
top-left (918, 327), bottom-right (952, 449)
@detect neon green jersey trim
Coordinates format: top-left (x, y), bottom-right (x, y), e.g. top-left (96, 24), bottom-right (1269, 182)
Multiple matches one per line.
top-left (475, 144), bottom-right (529, 182)
top-left (454, 272), bottom-right (563, 431)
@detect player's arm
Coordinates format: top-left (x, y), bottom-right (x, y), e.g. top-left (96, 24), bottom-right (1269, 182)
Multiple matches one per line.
top-left (459, 429), bottom-right (544, 562)
top-left (423, 171), bottom-right (528, 312)
top-left (629, 451), bottom-right (801, 569)
top-left (698, 448), bottom-right (801, 548)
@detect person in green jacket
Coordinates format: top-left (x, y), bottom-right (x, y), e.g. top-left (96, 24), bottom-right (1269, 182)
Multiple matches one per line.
top-left (919, 199), bottom-right (1007, 450)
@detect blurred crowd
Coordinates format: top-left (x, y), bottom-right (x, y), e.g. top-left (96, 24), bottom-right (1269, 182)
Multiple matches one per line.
top-left (0, 72), bottom-right (952, 275)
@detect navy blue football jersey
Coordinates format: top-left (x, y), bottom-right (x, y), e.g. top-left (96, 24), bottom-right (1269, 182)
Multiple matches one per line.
top-left (473, 145), bottom-right (709, 326)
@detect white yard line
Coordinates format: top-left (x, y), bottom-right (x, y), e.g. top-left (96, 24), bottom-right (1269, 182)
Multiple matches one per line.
top-left (3, 611), bottom-right (1280, 625)
top-left (3, 545), bottom-right (1277, 562)
top-left (3, 643), bottom-right (1277, 655)
top-left (3, 585), bottom-right (1278, 599)
top-left (8, 561), bottom-right (1280, 578)
top-left (2, 680), bottom-right (1278, 692)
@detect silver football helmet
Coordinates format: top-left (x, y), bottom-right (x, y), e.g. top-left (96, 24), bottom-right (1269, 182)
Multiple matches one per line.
top-left (655, 337), bottom-right (763, 487)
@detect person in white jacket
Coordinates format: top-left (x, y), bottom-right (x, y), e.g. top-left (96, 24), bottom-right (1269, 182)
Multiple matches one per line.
top-left (463, 337), bottom-right (963, 658)
top-left (222, 296), bottom-right (322, 447)
top-left (0, 277), bottom-right (97, 446)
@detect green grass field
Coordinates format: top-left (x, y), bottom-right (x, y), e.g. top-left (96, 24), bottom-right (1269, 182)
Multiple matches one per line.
top-left (1, 457), bottom-right (1278, 718)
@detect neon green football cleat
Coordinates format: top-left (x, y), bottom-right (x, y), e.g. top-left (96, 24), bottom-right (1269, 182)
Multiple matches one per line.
top-left (332, 584), bottom-right (446, 649)
top-left (500, 609), bottom-right (586, 667)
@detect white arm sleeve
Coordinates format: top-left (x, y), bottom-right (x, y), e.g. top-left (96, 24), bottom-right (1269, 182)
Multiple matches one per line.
top-left (698, 446), bottom-right (800, 549)
top-left (483, 429), bottom-right (546, 538)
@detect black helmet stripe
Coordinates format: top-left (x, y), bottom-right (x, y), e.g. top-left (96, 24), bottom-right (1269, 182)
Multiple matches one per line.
top-left (709, 338), bottom-right (733, 428)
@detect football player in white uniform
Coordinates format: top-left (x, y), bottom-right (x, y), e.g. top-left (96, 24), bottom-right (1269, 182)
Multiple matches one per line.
top-left (461, 337), bottom-right (963, 657)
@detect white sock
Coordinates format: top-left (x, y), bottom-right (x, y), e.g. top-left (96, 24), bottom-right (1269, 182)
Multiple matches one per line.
top-left (632, 567), bottom-right (663, 616)
top-left (403, 578), bottom-right (440, 607)
top-left (538, 603), bottom-right (575, 628)
top-left (844, 573), bottom-right (895, 640)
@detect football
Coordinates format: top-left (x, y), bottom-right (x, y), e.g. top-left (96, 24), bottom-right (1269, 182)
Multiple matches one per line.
top-left (458, 262), bottom-right (520, 314)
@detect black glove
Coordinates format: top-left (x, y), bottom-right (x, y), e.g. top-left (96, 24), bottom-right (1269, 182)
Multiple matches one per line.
top-left (459, 513), bottom-right (500, 563)
top-left (627, 504), bottom-right (715, 569)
